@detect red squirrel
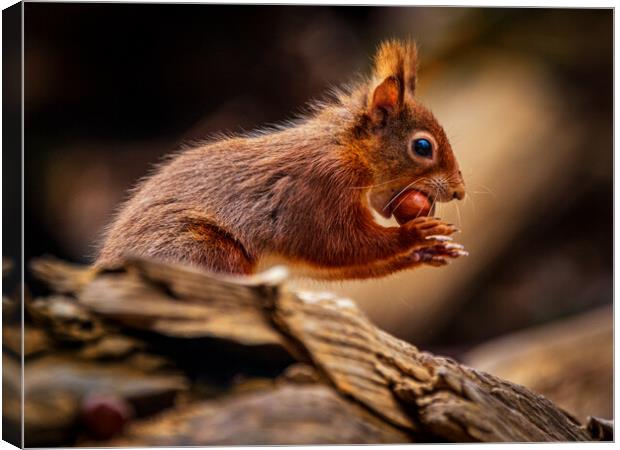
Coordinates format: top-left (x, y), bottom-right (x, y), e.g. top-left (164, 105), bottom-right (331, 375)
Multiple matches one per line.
top-left (96, 40), bottom-right (467, 280)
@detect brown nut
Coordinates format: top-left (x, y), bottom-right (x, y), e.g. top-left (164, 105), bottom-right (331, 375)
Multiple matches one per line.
top-left (391, 190), bottom-right (432, 225)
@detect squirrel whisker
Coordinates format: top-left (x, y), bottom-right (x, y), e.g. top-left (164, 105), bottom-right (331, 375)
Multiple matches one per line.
top-left (383, 177), bottom-right (431, 212)
top-left (347, 175), bottom-right (409, 190)
top-left (455, 201), bottom-right (462, 229)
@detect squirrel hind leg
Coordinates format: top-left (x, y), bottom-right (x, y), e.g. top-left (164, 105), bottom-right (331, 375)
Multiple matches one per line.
top-left (181, 220), bottom-right (256, 276)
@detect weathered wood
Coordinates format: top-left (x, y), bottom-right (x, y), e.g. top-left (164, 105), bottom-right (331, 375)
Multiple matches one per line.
top-left (20, 354), bottom-right (188, 446)
top-left (77, 335), bottom-right (145, 360)
top-left (4, 324), bottom-right (51, 357)
top-left (464, 306), bottom-right (612, 422)
top-left (27, 294), bottom-right (105, 342)
top-left (102, 384), bottom-right (411, 446)
top-left (78, 271), bottom-right (285, 346)
top-left (29, 256), bottom-right (96, 294)
top-left (275, 290), bottom-right (590, 441)
top-left (586, 417), bottom-right (613, 441)
top-left (27, 256), bottom-right (607, 444)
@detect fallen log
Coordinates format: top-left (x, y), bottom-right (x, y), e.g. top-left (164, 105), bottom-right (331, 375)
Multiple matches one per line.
top-left (104, 383), bottom-right (411, 446)
top-left (464, 305), bottom-right (612, 423)
top-left (17, 256), bottom-right (609, 444)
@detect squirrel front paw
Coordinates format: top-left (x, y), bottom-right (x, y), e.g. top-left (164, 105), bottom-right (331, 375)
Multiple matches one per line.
top-left (406, 242), bottom-right (468, 267)
top-left (398, 216), bottom-right (467, 267)
top-left (400, 216), bottom-right (460, 244)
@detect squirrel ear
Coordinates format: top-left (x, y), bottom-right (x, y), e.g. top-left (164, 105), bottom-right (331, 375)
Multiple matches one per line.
top-left (371, 39), bottom-right (418, 98)
top-left (369, 76), bottom-right (401, 124)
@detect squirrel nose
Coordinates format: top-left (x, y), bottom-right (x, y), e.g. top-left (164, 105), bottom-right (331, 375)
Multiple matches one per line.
top-left (452, 187), bottom-right (466, 201)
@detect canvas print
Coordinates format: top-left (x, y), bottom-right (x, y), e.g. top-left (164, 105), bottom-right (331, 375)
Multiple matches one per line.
top-left (2, 2), bottom-right (613, 446)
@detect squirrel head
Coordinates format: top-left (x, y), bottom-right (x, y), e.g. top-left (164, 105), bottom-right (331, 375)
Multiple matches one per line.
top-left (355, 40), bottom-right (466, 219)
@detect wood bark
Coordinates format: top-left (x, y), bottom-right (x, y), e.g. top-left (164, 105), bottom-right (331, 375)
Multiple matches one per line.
top-left (104, 383), bottom-right (411, 446)
top-left (464, 305), bottom-right (613, 423)
top-left (12, 256), bottom-right (609, 445)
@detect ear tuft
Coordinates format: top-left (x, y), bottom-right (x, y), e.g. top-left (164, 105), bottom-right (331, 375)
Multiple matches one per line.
top-left (372, 39), bottom-right (418, 97)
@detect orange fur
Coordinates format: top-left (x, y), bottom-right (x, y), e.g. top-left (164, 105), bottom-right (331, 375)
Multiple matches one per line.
top-left (95, 40), bottom-right (466, 279)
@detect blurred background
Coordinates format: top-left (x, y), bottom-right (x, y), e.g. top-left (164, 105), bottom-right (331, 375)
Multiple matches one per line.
top-left (12, 4), bottom-right (612, 422)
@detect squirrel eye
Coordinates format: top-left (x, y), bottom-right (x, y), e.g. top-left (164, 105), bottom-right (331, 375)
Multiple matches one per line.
top-left (412, 138), bottom-right (433, 158)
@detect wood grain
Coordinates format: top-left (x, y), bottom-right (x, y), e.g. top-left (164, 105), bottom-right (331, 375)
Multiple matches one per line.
top-left (22, 255), bottom-right (605, 444)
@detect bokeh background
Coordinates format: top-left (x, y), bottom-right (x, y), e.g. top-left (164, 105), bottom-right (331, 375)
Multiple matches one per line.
top-left (15, 4), bottom-right (612, 421)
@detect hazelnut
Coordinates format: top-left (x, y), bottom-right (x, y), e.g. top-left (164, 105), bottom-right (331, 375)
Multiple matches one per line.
top-left (392, 190), bottom-right (432, 225)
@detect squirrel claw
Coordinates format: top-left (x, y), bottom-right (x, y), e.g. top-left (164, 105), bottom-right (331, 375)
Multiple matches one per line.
top-left (410, 241), bottom-right (468, 267)
top-left (425, 235), bottom-right (452, 242)
top-left (445, 248), bottom-right (468, 258)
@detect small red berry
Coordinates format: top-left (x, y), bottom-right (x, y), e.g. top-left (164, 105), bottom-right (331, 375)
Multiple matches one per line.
top-left (80, 393), bottom-right (133, 440)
